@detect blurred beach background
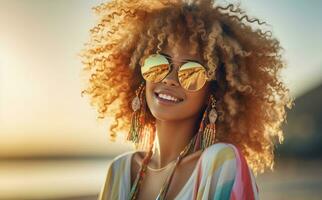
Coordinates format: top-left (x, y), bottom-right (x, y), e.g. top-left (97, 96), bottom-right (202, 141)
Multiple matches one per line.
top-left (0, 0), bottom-right (321, 199)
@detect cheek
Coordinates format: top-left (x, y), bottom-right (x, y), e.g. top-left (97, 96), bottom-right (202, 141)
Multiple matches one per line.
top-left (185, 91), bottom-right (208, 112)
top-left (183, 83), bottom-right (210, 117)
top-left (145, 82), bottom-right (158, 115)
top-left (145, 82), bottom-right (155, 104)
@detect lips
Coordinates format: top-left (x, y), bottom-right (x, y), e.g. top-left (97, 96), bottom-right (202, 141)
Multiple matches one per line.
top-left (154, 88), bottom-right (184, 102)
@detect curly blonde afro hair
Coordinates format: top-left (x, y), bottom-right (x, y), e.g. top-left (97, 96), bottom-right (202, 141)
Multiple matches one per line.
top-left (79, 0), bottom-right (294, 175)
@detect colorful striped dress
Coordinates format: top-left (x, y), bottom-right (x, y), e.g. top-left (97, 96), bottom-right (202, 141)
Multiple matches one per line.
top-left (98, 142), bottom-right (259, 200)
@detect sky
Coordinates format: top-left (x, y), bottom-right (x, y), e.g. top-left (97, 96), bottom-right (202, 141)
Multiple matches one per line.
top-left (0, 0), bottom-right (321, 158)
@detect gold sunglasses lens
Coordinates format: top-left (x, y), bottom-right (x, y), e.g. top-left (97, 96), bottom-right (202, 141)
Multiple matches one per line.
top-left (178, 62), bottom-right (207, 91)
top-left (141, 54), bottom-right (170, 83)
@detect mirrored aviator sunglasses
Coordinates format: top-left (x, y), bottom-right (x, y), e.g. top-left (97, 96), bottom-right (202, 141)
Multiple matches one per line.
top-left (141, 54), bottom-right (212, 92)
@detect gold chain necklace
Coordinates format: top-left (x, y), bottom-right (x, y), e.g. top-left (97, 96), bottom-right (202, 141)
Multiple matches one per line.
top-left (129, 134), bottom-right (197, 200)
top-left (146, 159), bottom-right (176, 172)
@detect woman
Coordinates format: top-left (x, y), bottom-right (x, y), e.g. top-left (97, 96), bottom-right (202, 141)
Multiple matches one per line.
top-left (80, 0), bottom-right (293, 199)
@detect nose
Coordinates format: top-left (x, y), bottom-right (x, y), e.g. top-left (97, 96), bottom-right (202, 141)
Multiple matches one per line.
top-left (161, 63), bottom-right (180, 87)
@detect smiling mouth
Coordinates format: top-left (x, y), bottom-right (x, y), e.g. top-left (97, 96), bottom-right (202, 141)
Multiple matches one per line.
top-left (154, 92), bottom-right (184, 104)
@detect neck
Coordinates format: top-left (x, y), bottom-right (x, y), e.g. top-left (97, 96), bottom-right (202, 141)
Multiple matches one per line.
top-left (150, 116), bottom-right (200, 168)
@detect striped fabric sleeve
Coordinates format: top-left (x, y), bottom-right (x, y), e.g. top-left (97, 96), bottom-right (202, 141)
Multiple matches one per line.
top-left (195, 143), bottom-right (259, 200)
top-left (98, 152), bottom-right (130, 200)
top-left (98, 160), bottom-right (114, 200)
top-left (228, 144), bottom-right (259, 200)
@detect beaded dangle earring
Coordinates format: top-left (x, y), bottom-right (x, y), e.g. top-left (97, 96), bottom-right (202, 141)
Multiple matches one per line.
top-left (127, 82), bottom-right (146, 148)
top-left (194, 94), bottom-right (218, 151)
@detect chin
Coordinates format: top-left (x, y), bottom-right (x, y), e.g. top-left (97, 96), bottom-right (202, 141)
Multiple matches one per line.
top-left (149, 110), bottom-right (184, 122)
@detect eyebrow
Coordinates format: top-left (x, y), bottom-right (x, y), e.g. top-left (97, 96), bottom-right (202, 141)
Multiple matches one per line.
top-left (160, 52), bottom-right (202, 64)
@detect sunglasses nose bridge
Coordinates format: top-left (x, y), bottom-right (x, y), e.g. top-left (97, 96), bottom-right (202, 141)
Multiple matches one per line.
top-left (161, 63), bottom-right (180, 86)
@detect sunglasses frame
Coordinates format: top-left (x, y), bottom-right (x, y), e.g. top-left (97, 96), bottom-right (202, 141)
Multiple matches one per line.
top-left (141, 53), bottom-right (216, 92)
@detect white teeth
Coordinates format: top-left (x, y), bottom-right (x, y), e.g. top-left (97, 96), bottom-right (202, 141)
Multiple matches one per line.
top-left (158, 93), bottom-right (180, 102)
